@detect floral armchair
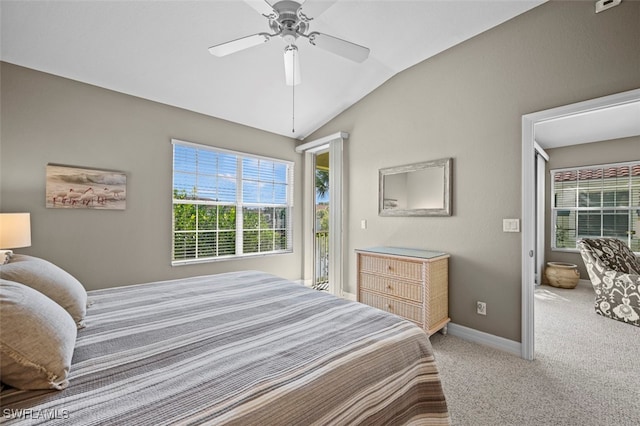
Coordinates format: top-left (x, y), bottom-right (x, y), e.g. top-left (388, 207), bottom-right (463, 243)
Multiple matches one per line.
top-left (577, 238), bottom-right (640, 327)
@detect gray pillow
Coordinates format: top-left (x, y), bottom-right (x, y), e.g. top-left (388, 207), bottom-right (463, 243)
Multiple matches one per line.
top-left (0, 255), bottom-right (87, 328)
top-left (0, 279), bottom-right (77, 390)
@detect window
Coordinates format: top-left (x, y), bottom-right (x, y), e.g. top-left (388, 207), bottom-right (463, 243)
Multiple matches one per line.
top-left (551, 161), bottom-right (640, 253)
top-left (172, 140), bottom-right (293, 264)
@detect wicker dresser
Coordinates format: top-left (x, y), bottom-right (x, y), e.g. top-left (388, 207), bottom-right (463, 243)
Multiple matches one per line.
top-left (356, 247), bottom-right (450, 335)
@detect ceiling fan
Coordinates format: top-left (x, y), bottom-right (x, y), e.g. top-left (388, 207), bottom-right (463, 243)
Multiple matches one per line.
top-left (208, 0), bottom-right (370, 86)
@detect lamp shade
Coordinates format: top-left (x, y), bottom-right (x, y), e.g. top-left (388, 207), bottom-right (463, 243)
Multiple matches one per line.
top-left (0, 213), bottom-right (32, 249)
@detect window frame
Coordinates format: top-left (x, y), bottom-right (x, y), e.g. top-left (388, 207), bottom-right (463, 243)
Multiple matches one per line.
top-left (171, 139), bottom-right (294, 265)
top-left (550, 160), bottom-right (640, 254)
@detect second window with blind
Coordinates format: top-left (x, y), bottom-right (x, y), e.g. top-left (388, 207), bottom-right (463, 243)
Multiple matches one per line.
top-left (172, 139), bottom-right (294, 264)
top-left (551, 161), bottom-right (640, 253)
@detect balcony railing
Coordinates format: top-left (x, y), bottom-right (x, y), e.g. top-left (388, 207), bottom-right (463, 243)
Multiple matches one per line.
top-left (314, 230), bottom-right (329, 290)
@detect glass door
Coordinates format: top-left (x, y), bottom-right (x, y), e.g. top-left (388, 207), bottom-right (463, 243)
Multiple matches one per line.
top-left (313, 151), bottom-right (330, 291)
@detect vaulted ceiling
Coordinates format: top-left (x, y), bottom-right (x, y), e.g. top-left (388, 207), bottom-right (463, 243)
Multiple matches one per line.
top-left (1, 0), bottom-right (546, 140)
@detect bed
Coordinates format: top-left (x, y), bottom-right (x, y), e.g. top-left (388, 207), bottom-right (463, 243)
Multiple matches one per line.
top-left (1, 263), bottom-right (449, 425)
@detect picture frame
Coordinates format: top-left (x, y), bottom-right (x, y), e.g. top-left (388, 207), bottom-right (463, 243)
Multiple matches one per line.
top-left (46, 164), bottom-right (127, 210)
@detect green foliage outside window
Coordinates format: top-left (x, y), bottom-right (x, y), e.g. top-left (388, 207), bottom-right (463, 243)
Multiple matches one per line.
top-left (316, 206), bottom-right (329, 232)
top-left (173, 189), bottom-right (288, 260)
top-left (315, 168), bottom-right (329, 232)
top-left (173, 189), bottom-right (237, 259)
top-left (315, 169), bottom-right (329, 199)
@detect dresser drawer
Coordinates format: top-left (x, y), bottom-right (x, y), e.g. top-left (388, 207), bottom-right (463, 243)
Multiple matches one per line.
top-left (359, 290), bottom-right (423, 324)
top-left (359, 273), bottom-right (422, 303)
top-left (359, 254), bottom-right (422, 281)
top-left (356, 248), bottom-right (450, 335)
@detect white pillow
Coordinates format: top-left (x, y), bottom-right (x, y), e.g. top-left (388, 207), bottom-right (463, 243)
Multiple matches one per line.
top-left (0, 279), bottom-right (77, 390)
top-left (0, 254), bottom-right (87, 328)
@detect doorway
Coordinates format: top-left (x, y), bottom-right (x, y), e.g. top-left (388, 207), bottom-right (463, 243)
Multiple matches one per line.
top-left (296, 132), bottom-right (348, 297)
top-left (521, 88), bottom-right (640, 360)
top-left (313, 150), bottom-right (330, 291)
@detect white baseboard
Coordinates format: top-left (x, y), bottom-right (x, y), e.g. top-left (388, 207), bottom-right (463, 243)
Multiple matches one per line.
top-left (294, 279), bottom-right (314, 288)
top-left (445, 281), bottom-right (593, 357)
top-left (446, 323), bottom-right (522, 357)
top-left (342, 291), bottom-right (521, 357)
top-left (341, 291), bottom-right (356, 301)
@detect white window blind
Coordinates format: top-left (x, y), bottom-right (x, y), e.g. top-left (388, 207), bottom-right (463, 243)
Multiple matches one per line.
top-left (551, 161), bottom-right (640, 253)
top-left (172, 139), bottom-right (293, 264)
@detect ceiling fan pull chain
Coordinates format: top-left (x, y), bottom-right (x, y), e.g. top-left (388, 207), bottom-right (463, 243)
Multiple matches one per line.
top-left (292, 51), bottom-right (295, 133)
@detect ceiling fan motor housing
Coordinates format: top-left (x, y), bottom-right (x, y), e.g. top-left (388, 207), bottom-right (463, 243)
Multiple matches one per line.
top-left (208, 0), bottom-right (370, 79)
top-left (269, 0), bottom-right (308, 44)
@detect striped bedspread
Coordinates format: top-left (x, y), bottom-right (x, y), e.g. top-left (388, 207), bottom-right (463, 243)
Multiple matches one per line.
top-left (1, 271), bottom-right (449, 425)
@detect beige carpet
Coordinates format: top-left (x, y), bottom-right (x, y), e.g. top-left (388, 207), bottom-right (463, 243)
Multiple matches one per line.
top-left (430, 280), bottom-right (640, 426)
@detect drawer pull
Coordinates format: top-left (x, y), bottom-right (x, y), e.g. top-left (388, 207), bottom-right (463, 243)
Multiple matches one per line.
top-left (386, 304), bottom-right (392, 310)
top-left (386, 265), bottom-right (392, 271)
top-left (386, 285), bottom-right (392, 290)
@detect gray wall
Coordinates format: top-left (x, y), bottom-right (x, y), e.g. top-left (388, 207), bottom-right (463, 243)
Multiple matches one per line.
top-left (545, 136), bottom-right (640, 279)
top-left (0, 63), bottom-right (302, 290)
top-left (304, 0), bottom-right (640, 341)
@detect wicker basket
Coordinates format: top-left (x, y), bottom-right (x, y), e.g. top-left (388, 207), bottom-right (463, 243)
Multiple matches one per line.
top-left (545, 262), bottom-right (580, 289)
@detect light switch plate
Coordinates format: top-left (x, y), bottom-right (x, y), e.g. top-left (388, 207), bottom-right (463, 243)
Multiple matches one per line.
top-left (503, 218), bottom-right (520, 232)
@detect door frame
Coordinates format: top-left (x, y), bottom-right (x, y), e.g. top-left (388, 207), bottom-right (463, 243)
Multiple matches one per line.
top-left (535, 143), bottom-right (549, 287)
top-left (521, 88), bottom-right (640, 360)
top-left (296, 132), bottom-right (348, 296)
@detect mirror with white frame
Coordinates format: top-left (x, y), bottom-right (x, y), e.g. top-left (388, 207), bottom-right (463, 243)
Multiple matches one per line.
top-left (379, 158), bottom-right (452, 217)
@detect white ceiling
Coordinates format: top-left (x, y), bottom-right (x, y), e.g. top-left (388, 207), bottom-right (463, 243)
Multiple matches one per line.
top-left (1, 0), bottom-right (546, 140)
top-left (534, 100), bottom-right (640, 149)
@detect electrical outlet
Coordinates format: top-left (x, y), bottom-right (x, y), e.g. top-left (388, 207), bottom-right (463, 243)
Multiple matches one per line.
top-left (477, 301), bottom-right (487, 316)
top-left (595, 0), bottom-right (621, 13)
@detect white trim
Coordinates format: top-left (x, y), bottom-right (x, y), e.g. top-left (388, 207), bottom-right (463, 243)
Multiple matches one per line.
top-left (341, 291), bottom-right (357, 301)
top-left (295, 132), bottom-right (349, 153)
top-left (552, 159), bottom-right (640, 173)
top-left (345, 300), bottom-right (522, 356)
top-left (297, 132), bottom-right (349, 296)
top-left (446, 323), bottom-right (521, 357)
top-left (535, 151), bottom-right (547, 286)
top-left (521, 113), bottom-right (537, 361)
top-left (302, 152), bottom-right (315, 285)
top-left (171, 140), bottom-right (294, 265)
top-left (171, 250), bottom-right (292, 266)
top-left (521, 88), bottom-right (640, 361)
top-left (534, 141), bottom-right (549, 161)
top-left (532, 90), bottom-right (640, 129)
top-left (172, 138), bottom-right (293, 165)
top-left (328, 138), bottom-right (344, 296)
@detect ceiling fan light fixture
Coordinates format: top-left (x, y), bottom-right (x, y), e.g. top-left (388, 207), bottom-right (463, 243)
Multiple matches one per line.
top-left (284, 45), bottom-right (301, 86)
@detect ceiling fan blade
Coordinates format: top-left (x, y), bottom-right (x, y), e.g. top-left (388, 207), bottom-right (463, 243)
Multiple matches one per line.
top-left (244, 0), bottom-right (277, 18)
top-left (283, 46), bottom-right (301, 86)
top-left (298, 0), bottom-right (338, 20)
top-left (208, 33), bottom-right (271, 57)
top-left (307, 32), bottom-right (369, 63)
